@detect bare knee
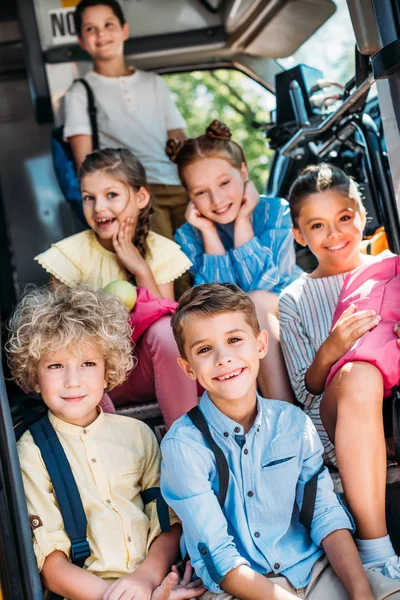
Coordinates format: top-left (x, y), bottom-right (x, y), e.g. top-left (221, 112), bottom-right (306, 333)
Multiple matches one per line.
top-left (328, 362), bottom-right (384, 410)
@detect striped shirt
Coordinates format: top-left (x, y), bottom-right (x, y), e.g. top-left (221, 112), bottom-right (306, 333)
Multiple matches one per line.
top-left (278, 273), bottom-right (348, 465)
top-left (175, 196), bottom-right (301, 294)
top-left (278, 251), bottom-right (393, 465)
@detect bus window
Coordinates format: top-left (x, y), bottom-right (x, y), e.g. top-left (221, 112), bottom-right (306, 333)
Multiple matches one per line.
top-left (164, 68), bottom-right (276, 193)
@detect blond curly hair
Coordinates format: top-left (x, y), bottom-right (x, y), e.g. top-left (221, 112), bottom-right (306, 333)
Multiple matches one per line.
top-left (6, 284), bottom-right (134, 391)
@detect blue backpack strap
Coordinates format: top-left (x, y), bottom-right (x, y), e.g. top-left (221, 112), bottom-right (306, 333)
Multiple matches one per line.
top-left (187, 406), bottom-right (229, 509)
top-left (141, 487), bottom-right (171, 532)
top-left (299, 464), bottom-right (325, 531)
top-left (28, 416), bottom-right (91, 568)
top-left (187, 405), bottom-right (321, 531)
top-left (74, 78), bottom-right (99, 150)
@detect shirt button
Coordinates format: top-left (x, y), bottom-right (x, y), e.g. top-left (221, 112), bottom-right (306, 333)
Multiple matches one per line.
top-left (91, 458), bottom-right (97, 463)
top-left (234, 426), bottom-right (240, 433)
top-left (128, 536), bottom-right (132, 542)
top-left (223, 432), bottom-right (229, 437)
top-left (274, 563), bottom-right (280, 570)
top-left (201, 547), bottom-right (207, 555)
top-left (244, 449), bottom-right (248, 455)
top-left (83, 429), bottom-right (88, 434)
top-left (254, 531), bottom-right (260, 538)
top-left (106, 498), bottom-right (112, 504)
top-left (247, 491), bottom-right (254, 497)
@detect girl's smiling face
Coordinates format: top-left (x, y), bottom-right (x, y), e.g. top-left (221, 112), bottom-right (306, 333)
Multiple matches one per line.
top-left (293, 189), bottom-right (366, 276)
top-left (81, 171), bottom-right (150, 250)
top-left (183, 157), bottom-right (248, 224)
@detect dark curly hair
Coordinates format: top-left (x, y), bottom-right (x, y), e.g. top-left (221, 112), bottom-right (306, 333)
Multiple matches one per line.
top-left (166, 120), bottom-right (246, 187)
top-left (79, 148), bottom-right (152, 261)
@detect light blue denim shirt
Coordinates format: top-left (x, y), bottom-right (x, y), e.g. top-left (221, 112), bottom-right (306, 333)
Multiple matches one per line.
top-left (174, 196), bottom-right (302, 294)
top-left (161, 393), bottom-right (353, 593)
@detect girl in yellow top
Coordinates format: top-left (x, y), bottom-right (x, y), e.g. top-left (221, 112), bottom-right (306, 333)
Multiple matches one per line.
top-left (35, 148), bottom-right (197, 427)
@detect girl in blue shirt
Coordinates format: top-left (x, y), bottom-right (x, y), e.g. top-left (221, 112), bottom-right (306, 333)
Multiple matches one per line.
top-left (167, 120), bottom-right (301, 402)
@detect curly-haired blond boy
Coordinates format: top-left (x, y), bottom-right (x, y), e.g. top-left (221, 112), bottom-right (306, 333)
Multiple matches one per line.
top-left (7, 284), bottom-right (204, 600)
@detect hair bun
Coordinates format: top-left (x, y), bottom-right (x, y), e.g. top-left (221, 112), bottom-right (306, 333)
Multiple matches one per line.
top-left (165, 138), bottom-right (185, 163)
top-left (206, 120), bottom-right (232, 141)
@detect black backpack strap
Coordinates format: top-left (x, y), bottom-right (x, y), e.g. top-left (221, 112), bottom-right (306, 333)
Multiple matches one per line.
top-left (299, 464), bottom-right (325, 531)
top-left (28, 416), bottom-right (91, 568)
top-left (74, 78), bottom-right (99, 150)
top-left (141, 487), bottom-right (171, 532)
top-left (178, 406), bottom-right (230, 576)
top-left (392, 385), bottom-right (400, 465)
top-left (187, 406), bottom-right (229, 509)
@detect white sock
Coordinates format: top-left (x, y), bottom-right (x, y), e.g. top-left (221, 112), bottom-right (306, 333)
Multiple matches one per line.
top-left (356, 536), bottom-right (395, 568)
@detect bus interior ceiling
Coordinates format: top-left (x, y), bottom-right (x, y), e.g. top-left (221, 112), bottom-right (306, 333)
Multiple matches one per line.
top-left (0, 0), bottom-right (337, 302)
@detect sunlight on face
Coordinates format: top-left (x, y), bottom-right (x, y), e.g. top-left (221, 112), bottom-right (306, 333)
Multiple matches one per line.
top-left (34, 339), bottom-right (107, 427)
top-left (178, 311), bottom-right (268, 406)
top-left (183, 158), bottom-right (247, 224)
top-left (293, 189), bottom-right (366, 275)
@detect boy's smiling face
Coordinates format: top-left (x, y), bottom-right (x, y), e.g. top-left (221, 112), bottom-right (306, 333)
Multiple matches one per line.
top-left (78, 5), bottom-right (129, 60)
top-left (34, 338), bottom-right (107, 428)
top-left (178, 311), bottom-right (268, 407)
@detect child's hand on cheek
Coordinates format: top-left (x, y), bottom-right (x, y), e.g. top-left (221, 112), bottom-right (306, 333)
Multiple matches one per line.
top-left (112, 217), bottom-right (146, 276)
top-left (186, 201), bottom-right (216, 232)
top-left (237, 180), bottom-right (259, 221)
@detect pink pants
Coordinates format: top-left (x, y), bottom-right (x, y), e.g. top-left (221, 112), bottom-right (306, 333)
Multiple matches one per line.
top-left (325, 256), bottom-right (400, 396)
top-left (107, 315), bottom-right (198, 428)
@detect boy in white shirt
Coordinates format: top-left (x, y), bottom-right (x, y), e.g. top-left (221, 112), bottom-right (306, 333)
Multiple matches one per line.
top-left (65, 0), bottom-right (188, 240)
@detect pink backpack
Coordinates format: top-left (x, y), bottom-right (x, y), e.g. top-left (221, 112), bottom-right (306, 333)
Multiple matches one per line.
top-left (129, 286), bottom-right (178, 343)
top-left (325, 255), bottom-right (400, 397)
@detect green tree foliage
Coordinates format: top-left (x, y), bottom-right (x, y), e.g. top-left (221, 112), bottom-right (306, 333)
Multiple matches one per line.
top-left (163, 69), bottom-right (275, 193)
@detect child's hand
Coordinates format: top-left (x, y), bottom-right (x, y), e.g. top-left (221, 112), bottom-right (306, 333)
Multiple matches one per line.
top-left (236, 180), bottom-right (260, 221)
top-left (113, 217), bottom-right (146, 276)
top-left (152, 562), bottom-right (205, 600)
top-left (324, 304), bottom-right (381, 363)
top-left (103, 572), bottom-right (154, 600)
top-left (185, 201), bottom-right (216, 233)
top-left (395, 322), bottom-right (400, 347)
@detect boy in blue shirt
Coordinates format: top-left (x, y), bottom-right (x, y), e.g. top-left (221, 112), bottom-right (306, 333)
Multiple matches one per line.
top-left (161, 283), bottom-right (400, 599)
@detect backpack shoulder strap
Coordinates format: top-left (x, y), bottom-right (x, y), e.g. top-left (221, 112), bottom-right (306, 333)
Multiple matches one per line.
top-left (73, 78), bottom-right (99, 150)
top-left (187, 406), bottom-right (229, 509)
top-left (299, 463), bottom-right (325, 531)
top-left (28, 416), bottom-right (90, 568)
top-left (141, 487), bottom-right (171, 532)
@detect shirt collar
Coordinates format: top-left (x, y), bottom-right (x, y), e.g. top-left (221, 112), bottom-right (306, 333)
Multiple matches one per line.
top-left (48, 407), bottom-right (104, 437)
top-left (199, 391), bottom-right (263, 438)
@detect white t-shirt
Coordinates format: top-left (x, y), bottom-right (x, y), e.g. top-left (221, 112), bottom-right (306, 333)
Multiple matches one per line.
top-left (63, 69), bottom-right (186, 185)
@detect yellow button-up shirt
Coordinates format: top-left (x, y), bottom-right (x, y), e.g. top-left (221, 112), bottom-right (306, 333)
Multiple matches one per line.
top-left (17, 409), bottom-right (178, 580)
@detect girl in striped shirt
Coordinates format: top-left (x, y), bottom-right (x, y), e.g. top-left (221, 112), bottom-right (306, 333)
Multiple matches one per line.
top-left (168, 120), bottom-right (301, 403)
top-left (279, 163), bottom-right (400, 580)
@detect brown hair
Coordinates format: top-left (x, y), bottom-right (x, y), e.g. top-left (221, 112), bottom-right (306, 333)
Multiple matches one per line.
top-left (166, 120), bottom-right (246, 188)
top-left (171, 283), bottom-right (260, 358)
top-left (74, 0), bottom-right (126, 36)
top-left (288, 163), bottom-right (365, 228)
top-left (6, 284), bottom-right (134, 392)
top-left (79, 148), bottom-right (152, 259)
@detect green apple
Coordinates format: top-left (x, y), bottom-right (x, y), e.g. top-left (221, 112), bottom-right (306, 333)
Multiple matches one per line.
top-left (104, 280), bottom-right (137, 311)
